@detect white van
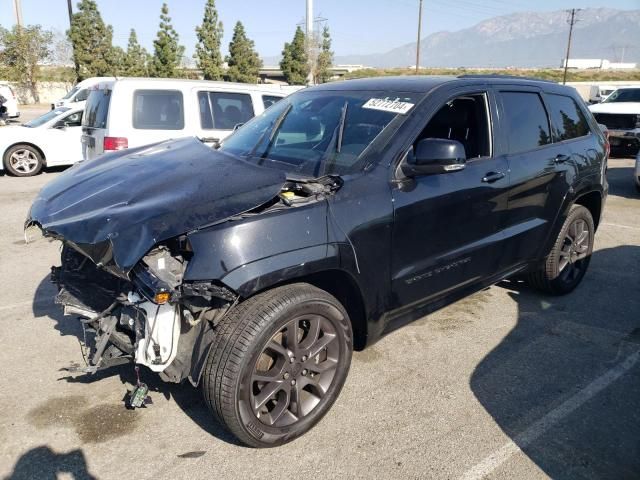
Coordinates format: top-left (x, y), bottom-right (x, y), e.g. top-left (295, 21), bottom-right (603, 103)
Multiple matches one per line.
top-left (51, 77), bottom-right (116, 110)
top-left (81, 78), bottom-right (302, 160)
top-left (0, 83), bottom-right (20, 119)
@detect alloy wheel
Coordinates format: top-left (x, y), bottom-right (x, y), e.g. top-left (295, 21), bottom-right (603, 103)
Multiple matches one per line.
top-left (558, 217), bottom-right (590, 282)
top-left (9, 149), bottom-right (39, 174)
top-left (250, 315), bottom-right (339, 428)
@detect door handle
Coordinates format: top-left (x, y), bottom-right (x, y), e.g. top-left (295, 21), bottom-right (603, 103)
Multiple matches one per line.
top-left (482, 171), bottom-right (505, 183)
top-left (554, 154), bottom-right (571, 164)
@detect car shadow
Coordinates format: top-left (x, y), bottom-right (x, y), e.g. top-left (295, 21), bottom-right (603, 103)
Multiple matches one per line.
top-left (470, 245), bottom-right (640, 478)
top-left (31, 275), bottom-right (243, 447)
top-left (3, 445), bottom-right (97, 480)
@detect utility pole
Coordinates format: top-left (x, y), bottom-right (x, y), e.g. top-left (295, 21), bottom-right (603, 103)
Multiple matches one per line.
top-left (12, 0), bottom-right (23, 27)
top-left (415, 0), bottom-right (423, 74)
top-left (306, 0), bottom-right (315, 85)
top-left (562, 8), bottom-right (580, 85)
top-left (67, 0), bottom-right (74, 27)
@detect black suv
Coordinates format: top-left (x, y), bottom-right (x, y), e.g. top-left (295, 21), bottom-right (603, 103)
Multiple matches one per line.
top-left (28, 76), bottom-right (607, 447)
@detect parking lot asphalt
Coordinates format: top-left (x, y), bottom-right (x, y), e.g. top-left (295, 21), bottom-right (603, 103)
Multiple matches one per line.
top-left (0, 157), bottom-right (638, 480)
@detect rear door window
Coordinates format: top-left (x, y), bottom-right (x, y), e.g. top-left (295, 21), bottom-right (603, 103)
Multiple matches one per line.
top-left (198, 91), bottom-right (254, 130)
top-left (262, 95), bottom-right (284, 109)
top-left (74, 89), bottom-right (89, 102)
top-left (133, 90), bottom-right (184, 130)
top-left (546, 94), bottom-right (590, 141)
top-left (500, 91), bottom-right (551, 154)
top-left (83, 89), bottom-right (111, 129)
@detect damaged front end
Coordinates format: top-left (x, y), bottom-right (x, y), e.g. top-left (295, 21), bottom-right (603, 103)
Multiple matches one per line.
top-left (51, 239), bottom-right (237, 385)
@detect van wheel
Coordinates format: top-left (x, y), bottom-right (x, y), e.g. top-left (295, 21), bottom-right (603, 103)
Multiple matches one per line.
top-left (203, 283), bottom-right (353, 447)
top-left (528, 205), bottom-right (594, 295)
top-left (3, 144), bottom-right (43, 176)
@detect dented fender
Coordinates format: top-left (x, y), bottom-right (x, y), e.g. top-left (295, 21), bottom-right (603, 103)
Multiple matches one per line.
top-left (184, 201), bottom-right (331, 293)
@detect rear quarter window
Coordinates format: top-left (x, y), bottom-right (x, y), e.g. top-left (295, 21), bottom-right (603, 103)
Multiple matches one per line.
top-left (83, 89), bottom-right (111, 129)
top-left (198, 91), bottom-right (254, 130)
top-left (133, 90), bottom-right (184, 130)
top-left (501, 91), bottom-right (552, 154)
top-left (262, 95), bottom-right (284, 109)
top-left (546, 94), bottom-right (591, 141)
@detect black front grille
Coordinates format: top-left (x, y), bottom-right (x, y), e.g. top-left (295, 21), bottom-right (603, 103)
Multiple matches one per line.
top-left (593, 113), bottom-right (636, 130)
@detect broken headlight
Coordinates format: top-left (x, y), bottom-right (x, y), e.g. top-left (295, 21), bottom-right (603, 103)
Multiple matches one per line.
top-left (132, 241), bottom-right (190, 304)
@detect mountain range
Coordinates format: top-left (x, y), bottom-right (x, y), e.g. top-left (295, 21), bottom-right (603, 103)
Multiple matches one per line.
top-left (264, 8), bottom-right (640, 68)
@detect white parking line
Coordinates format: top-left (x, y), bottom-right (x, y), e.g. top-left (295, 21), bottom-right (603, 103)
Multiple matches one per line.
top-left (460, 348), bottom-right (640, 480)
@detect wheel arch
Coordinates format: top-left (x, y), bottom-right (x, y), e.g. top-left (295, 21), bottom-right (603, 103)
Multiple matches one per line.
top-left (231, 267), bottom-right (368, 351)
top-left (573, 189), bottom-right (603, 230)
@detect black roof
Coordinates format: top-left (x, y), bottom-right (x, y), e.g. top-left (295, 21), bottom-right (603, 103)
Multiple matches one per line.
top-left (310, 74), bottom-right (570, 95)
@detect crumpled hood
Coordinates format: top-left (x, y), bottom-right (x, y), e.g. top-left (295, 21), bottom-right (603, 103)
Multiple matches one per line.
top-left (28, 137), bottom-right (286, 273)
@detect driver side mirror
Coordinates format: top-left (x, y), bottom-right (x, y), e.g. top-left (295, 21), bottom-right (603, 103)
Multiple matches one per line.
top-left (53, 122), bottom-right (68, 130)
top-left (402, 138), bottom-right (466, 177)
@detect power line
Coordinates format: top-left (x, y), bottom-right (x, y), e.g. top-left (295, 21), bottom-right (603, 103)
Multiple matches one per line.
top-left (562, 8), bottom-right (581, 85)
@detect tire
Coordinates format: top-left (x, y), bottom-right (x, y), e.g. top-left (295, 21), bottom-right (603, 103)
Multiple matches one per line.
top-left (527, 205), bottom-right (594, 295)
top-left (203, 283), bottom-right (353, 447)
top-left (3, 144), bottom-right (43, 176)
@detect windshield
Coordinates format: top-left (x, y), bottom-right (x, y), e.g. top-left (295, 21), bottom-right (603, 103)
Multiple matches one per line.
top-left (24, 107), bottom-right (71, 128)
top-left (220, 90), bottom-right (419, 176)
top-left (603, 88), bottom-right (640, 103)
top-left (62, 85), bottom-right (80, 100)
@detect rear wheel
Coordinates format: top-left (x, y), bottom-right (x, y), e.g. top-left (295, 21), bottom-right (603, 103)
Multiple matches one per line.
top-left (528, 205), bottom-right (594, 295)
top-left (3, 144), bottom-right (43, 176)
top-left (203, 283), bottom-right (353, 447)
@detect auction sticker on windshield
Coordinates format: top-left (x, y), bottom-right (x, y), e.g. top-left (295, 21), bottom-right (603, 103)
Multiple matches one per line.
top-left (362, 98), bottom-right (415, 115)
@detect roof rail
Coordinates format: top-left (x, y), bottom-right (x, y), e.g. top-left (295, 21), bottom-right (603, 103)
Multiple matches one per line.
top-left (457, 74), bottom-right (556, 83)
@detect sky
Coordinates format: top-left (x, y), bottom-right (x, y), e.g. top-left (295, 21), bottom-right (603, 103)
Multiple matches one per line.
top-left (2, 0), bottom-right (639, 61)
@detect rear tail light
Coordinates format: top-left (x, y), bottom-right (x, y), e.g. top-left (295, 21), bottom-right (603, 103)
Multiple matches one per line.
top-left (103, 137), bottom-right (128, 151)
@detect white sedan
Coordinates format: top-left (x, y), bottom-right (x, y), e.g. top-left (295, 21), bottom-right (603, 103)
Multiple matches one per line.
top-left (0, 106), bottom-right (84, 176)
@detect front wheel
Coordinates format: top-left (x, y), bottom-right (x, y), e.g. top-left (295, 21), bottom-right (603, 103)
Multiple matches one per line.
top-left (203, 283), bottom-right (353, 447)
top-left (527, 205), bottom-right (594, 295)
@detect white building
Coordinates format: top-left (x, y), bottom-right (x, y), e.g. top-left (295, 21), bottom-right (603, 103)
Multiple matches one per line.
top-left (562, 58), bottom-right (637, 70)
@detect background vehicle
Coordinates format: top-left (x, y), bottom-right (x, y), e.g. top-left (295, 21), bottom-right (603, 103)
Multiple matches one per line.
top-left (1, 106), bottom-right (84, 176)
top-left (30, 75), bottom-right (607, 447)
top-left (635, 150), bottom-right (640, 193)
top-left (81, 78), bottom-right (302, 160)
top-left (0, 83), bottom-right (20, 119)
top-left (589, 86), bottom-right (640, 154)
top-left (50, 77), bottom-right (115, 110)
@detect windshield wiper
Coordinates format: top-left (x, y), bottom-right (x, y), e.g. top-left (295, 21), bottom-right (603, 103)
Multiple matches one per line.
top-left (249, 103), bottom-right (292, 159)
top-left (321, 101), bottom-right (348, 175)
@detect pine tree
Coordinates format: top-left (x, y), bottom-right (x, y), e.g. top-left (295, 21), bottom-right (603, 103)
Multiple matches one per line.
top-left (280, 26), bottom-right (308, 86)
top-left (315, 26), bottom-right (333, 84)
top-left (109, 46), bottom-right (126, 76)
top-left (195, 0), bottom-right (224, 80)
top-left (122, 29), bottom-right (149, 77)
top-left (151, 3), bottom-right (185, 78)
top-left (67, 0), bottom-right (116, 80)
top-left (226, 22), bottom-right (262, 83)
